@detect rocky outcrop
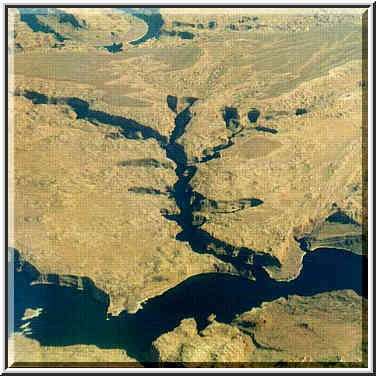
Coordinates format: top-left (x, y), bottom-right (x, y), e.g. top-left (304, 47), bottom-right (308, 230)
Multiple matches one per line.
top-left (151, 290), bottom-right (366, 365)
top-left (11, 248), bottom-right (110, 311)
top-left (152, 318), bottom-right (255, 365)
top-left (300, 234), bottom-right (365, 256)
top-left (162, 95), bottom-right (282, 280)
top-left (10, 241), bottom-right (366, 366)
top-left (17, 8), bottom-right (67, 42)
top-left (10, 91), bottom-right (231, 315)
top-left (16, 90), bottom-right (169, 146)
top-left (10, 10), bottom-right (366, 366)
top-left (186, 64), bottom-right (364, 281)
top-left (232, 289), bottom-right (367, 364)
top-left (297, 215), bottom-right (365, 256)
top-left (11, 7), bottom-right (148, 53)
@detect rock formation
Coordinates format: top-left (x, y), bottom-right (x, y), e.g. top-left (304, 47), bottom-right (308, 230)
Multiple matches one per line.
top-left (8, 6), bottom-right (367, 367)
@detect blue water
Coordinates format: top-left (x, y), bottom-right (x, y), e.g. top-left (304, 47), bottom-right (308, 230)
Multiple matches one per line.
top-left (118, 8), bottom-right (164, 46)
top-left (9, 246), bottom-right (366, 363)
top-left (17, 7), bottom-right (164, 47)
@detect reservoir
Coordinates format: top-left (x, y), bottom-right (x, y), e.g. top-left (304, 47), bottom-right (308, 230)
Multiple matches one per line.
top-left (10, 246), bottom-right (366, 363)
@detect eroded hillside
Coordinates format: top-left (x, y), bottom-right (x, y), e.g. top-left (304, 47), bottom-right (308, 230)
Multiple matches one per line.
top-left (8, 7), bottom-right (367, 367)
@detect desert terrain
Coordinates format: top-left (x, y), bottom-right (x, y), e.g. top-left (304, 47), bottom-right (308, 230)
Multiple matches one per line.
top-left (8, 7), bottom-right (368, 367)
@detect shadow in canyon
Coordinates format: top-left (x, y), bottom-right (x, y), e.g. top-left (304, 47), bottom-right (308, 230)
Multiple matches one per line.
top-left (163, 96), bottom-right (280, 277)
top-left (18, 8), bottom-right (67, 42)
top-left (17, 88), bottom-right (363, 287)
top-left (118, 158), bottom-right (174, 170)
top-left (104, 42), bottom-right (123, 53)
top-left (17, 7), bottom-right (160, 49)
top-left (10, 247), bottom-right (367, 364)
top-left (13, 90), bottom-right (367, 364)
top-left (17, 8), bottom-right (84, 43)
top-left (20, 90), bottom-right (168, 146)
top-left (18, 89), bottom-right (277, 276)
top-left (254, 125), bottom-right (278, 134)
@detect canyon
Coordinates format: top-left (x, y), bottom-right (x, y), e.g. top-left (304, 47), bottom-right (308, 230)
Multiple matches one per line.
top-left (8, 7), bottom-right (367, 367)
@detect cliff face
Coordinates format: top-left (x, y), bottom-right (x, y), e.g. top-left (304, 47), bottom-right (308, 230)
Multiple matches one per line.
top-left (9, 8), bottom-right (147, 52)
top-left (185, 60), bottom-right (364, 281)
top-left (10, 244), bottom-right (366, 366)
top-left (152, 318), bottom-right (255, 364)
top-left (152, 290), bottom-right (367, 365)
top-left (9, 88), bottom-right (231, 315)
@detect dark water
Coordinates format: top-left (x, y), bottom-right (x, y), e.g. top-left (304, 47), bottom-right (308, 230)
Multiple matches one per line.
top-left (161, 96), bottom-right (279, 279)
top-left (169, 107), bottom-right (192, 144)
top-left (18, 8), bottom-right (67, 42)
top-left (17, 7), bottom-right (163, 49)
top-left (118, 8), bottom-right (164, 46)
top-left (17, 89), bottom-right (285, 281)
top-left (10, 247), bottom-right (366, 363)
top-left (17, 8), bottom-right (84, 44)
top-left (14, 89), bottom-right (367, 364)
top-left (17, 87), bottom-right (275, 278)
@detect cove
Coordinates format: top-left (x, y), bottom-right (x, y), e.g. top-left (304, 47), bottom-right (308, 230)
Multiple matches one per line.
top-left (10, 247), bottom-right (366, 364)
